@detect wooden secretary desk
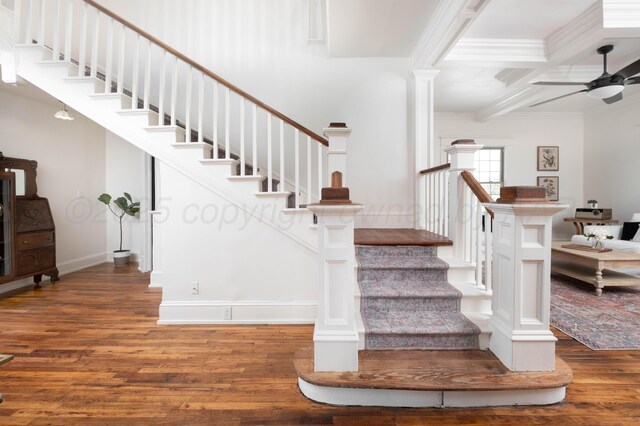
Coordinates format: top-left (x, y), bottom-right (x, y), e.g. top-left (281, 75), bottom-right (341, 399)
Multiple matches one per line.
top-left (0, 152), bottom-right (59, 287)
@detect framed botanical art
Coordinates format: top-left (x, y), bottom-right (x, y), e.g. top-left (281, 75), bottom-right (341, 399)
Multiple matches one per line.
top-left (537, 146), bottom-right (559, 171)
top-left (537, 176), bottom-right (559, 201)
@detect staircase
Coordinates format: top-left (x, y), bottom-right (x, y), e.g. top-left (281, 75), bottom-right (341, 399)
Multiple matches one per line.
top-left (356, 245), bottom-right (481, 350)
top-left (2, 0), bottom-right (571, 409)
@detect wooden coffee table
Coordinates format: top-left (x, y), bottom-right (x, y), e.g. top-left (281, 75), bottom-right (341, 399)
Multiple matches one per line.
top-left (551, 242), bottom-right (640, 295)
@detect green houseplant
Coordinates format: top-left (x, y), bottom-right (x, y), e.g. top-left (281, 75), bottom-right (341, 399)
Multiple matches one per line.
top-left (587, 199), bottom-right (598, 208)
top-left (98, 192), bottom-right (140, 265)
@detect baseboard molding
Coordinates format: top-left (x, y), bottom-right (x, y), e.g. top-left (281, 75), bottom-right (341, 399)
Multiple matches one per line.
top-left (0, 252), bottom-right (108, 296)
top-left (158, 300), bottom-right (317, 324)
top-left (298, 378), bottom-right (567, 407)
top-left (106, 251), bottom-right (140, 263)
top-left (149, 270), bottom-right (163, 288)
top-left (58, 252), bottom-right (109, 275)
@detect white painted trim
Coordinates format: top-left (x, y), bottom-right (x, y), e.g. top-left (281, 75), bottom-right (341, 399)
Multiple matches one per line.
top-left (158, 300), bottom-right (317, 324)
top-left (446, 38), bottom-right (547, 63)
top-left (299, 378), bottom-right (442, 407)
top-left (603, 0), bottom-right (640, 27)
top-left (298, 378), bottom-right (566, 407)
top-left (412, 0), bottom-right (491, 68)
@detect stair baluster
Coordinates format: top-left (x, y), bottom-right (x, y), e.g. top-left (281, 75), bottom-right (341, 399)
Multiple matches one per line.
top-left (8, 0), bottom-right (334, 206)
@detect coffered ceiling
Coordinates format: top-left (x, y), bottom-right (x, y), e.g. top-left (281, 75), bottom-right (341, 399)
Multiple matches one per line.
top-left (325, 0), bottom-right (640, 119)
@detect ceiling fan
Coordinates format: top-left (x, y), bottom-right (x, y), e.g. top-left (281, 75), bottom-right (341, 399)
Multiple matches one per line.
top-left (530, 45), bottom-right (640, 107)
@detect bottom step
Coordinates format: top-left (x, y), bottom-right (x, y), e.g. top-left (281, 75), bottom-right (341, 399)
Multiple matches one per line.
top-left (294, 346), bottom-right (572, 407)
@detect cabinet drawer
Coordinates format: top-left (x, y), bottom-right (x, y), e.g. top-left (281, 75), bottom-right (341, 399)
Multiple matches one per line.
top-left (17, 246), bottom-right (55, 276)
top-left (18, 232), bottom-right (54, 249)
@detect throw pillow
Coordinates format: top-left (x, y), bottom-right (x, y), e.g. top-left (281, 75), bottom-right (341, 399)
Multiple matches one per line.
top-left (620, 222), bottom-right (640, 241)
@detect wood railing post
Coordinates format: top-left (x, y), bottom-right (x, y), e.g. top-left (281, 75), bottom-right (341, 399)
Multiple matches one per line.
top-left (483, 187), bottom-right (568, 371)
top-left (323, 123), bottom-right (351, 187)
top-left (307, 179), bottom-right (362, 372)
top-left (443, 140), bottom-right (483, 260)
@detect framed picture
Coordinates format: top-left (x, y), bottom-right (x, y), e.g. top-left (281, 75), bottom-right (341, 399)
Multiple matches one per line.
top-left (537, 146), bottom-right (559, 171)
top-left (537, 176), bottom-right (559, 201)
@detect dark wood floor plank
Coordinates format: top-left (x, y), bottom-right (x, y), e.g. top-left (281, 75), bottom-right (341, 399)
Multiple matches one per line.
top-left (0, 262), bottom-right (638, 424)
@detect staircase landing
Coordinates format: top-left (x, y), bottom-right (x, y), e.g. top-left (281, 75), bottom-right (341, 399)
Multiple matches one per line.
top-left (295, 346), bottom-right (572, 407)
top-left (354, 228), bottom-right (452, 246)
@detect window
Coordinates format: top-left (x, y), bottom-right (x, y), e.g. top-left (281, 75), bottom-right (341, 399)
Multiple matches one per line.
top-left (474, 148), bottom-right (503, 199)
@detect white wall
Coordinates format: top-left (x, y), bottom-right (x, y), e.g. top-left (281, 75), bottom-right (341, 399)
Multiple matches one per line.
top-left (95, 0), bottom-right (415, 228)
top-left (0, 84), bottom-right (107, 293)
top-left (435, 112), bottom-right (584, 240)
top-left (583, 95), bottom-right (640, 222)
top-left (105, 131), bottom-right (145, 259)
top-left (155, 161), bottom-right (318, 324)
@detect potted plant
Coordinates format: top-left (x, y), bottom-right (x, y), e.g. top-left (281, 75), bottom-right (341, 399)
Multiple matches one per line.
top-left (98, 192), bottom-right (140, 266)
top-left (587, 199), bottom-right (598, 209)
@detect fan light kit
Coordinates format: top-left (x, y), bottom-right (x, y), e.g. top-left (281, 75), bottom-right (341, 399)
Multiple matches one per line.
top-left (531, 45), bottom-right (640, 107)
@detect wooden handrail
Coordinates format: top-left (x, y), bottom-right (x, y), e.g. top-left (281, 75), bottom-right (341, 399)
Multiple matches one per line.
top-left (83, 0), bottom-right (329, 146)
top-left (419, 163), bottom-right (450, 175)
top-left (460, 170), bottom-right (494, 218)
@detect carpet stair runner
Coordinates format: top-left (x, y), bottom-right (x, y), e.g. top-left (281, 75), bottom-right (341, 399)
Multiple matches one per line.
top-left (356, 245), bottom-right (480, 350)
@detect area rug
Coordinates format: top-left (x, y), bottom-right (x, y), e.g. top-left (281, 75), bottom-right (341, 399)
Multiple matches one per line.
top-left (550, 274), bottom-right (640, 350)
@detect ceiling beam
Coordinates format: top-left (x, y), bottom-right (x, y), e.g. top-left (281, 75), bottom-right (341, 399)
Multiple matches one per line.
top-left (412, 0), bottom-right (491, 69)
top-left (474, 0), bottom-right (640, 121)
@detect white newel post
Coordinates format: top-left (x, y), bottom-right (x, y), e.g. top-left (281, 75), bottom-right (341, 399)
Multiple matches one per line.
top-left (307, 203), bottom-right (363, 372)
top-left (484, 188), bottom-right (568, 371)
top-left (411, 70), bottom-right (439, 229)
top-left (444, 140), bottom-right (483, 260)
top-left (323, 123), bottom-right (351, 187)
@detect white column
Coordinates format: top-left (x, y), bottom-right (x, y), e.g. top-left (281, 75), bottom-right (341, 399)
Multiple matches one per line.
top-left (411, 69), bottom-right (439, 229)
top-left (444, 141), bottom-right (483, 260)
top-left (484, 200), bottom-right (568, 371)
top-left (307, 203), bottom-right (363, 372)
top-left (323, 124), bottom-right (351, 187)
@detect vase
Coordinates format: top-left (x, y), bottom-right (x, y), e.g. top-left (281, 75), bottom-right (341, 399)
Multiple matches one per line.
top-left (591, 239), bottom-right (604, 250)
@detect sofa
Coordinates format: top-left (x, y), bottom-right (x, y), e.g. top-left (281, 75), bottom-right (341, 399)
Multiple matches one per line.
top-left (570, 213), bottom-right (640, 254)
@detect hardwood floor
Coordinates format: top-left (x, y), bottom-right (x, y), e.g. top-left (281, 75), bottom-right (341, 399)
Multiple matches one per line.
top-left (0, 263), bottom-right (638, 425)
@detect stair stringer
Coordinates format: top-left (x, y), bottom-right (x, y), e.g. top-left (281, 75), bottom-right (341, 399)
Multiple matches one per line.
top-left (12, 45), bottom-right (318, 253)
top-left (437, 245), bottom-right (492, 349)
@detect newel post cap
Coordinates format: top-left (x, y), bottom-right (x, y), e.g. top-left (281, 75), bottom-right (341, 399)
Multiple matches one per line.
top-left (323, 122), bottom-right (352, 138)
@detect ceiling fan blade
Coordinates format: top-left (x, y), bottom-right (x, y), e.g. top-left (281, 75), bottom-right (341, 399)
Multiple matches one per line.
top-left (603, 92), bottom-right (623, 104)
top-left (529, 89), bottom-right (588, 107)
top-left (613, 58), bottom-right (640, 79)
top-left (533, 81), bottom-right (589, 86)
top-left (626, 76), bottom-right (640, 85)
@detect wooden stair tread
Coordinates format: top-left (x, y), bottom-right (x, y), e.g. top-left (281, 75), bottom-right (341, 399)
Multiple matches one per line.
top-left (355, 229), bottom-right (452, 246)
top-left (294, 346), bottom-right (572, 392)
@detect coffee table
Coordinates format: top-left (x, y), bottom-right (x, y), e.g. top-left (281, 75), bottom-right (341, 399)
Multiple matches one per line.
top-left (551, 242), bottom-right (640, 295)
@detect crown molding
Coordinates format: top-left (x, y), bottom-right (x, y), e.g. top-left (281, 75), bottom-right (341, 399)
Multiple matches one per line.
top-left (495, 68), bottom-right (535, 87)
top-left (446, 38), bottom-right (546, 63)
top-left (603, 0), bottom-right (640, 28)
top-left (475, 86), bottom-right (550, 122)
top-left (412, 0), bottom-right (491, 68)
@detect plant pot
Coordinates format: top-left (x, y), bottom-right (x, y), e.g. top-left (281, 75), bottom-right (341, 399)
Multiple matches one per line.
top-left (113, 250), bottom-right (131, 266)
top-left (588, 203), bottom-right (598, 209)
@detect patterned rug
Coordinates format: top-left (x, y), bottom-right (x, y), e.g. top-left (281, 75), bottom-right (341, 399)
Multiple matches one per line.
top-left (551, 274), bottom-right (640, 350)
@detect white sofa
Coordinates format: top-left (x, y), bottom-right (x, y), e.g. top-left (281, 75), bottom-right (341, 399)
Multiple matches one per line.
top-left (570, 213), bottom-right (640, 254)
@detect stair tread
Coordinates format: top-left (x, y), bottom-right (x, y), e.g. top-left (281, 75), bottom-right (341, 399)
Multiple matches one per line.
top-left (365, 311), bottom-right (480, 335)
top-left (359, 279), bottom-right (461, 298)
top-left (358, 257), bottom-right (449, 270)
